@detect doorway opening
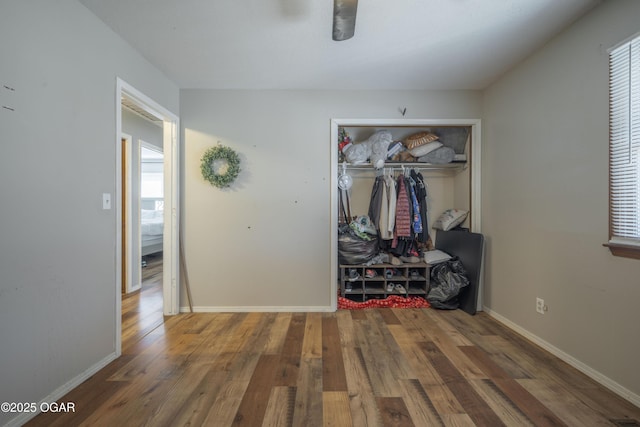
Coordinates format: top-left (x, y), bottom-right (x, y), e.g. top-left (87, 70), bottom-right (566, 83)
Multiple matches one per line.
top-left (140, 143), bottom-right (165, 272)
top-left (115, 78), bottom-right (180, 356)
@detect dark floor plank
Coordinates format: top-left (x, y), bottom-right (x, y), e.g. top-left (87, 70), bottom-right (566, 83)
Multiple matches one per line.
top-left (378, 307), bottom-right (402, 324)
top-left (232, 354), bottom-right (281, 426)
top-left (274, 313), bottom-right (306, 386)
top-left (322, 315), bottom-right (348, 392)
top-left (376, 397), bottom-right (416, 427)
top-left (349, 309), bottom-right (368, 320)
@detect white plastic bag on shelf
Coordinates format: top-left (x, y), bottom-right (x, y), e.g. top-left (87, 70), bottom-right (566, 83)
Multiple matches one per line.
top-left (369, 130), bottom-right (393, 169)
top-left (343, 140), bottom-right (371, 164)
top-left (343, 130), bottom-right (393, 168)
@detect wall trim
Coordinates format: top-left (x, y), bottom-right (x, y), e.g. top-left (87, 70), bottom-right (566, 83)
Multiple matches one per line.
top-left (181, 306), bottom-right (335, 313)
top-left (5, 353), bottom-right (118, 427)
top-left (484, 307), bottom-right (640, 408)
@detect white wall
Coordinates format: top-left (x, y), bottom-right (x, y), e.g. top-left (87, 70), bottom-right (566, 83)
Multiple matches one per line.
top-left (483, 0), bottom-right (640, 401)
top-left (0, 1), bottom-right (179, 425)
top-left (181, 90), bottom-right (481, 310)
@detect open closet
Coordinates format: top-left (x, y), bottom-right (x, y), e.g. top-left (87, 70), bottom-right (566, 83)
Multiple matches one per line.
top-left (330, 119), bottom-right (482, 310)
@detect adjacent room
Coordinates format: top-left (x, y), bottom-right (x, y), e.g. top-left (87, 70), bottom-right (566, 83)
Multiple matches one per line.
top-left (1, 0), bottom-right (640, 425)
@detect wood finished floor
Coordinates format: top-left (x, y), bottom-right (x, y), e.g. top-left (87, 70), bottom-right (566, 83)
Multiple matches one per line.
top-left (120, 253), bottom-right (164, 352)
top-left (26, 267), bottom-right (640, 426)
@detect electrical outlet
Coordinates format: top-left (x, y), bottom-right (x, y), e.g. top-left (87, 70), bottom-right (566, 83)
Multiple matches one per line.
top-left (536, 297), bottom-right (545, 314)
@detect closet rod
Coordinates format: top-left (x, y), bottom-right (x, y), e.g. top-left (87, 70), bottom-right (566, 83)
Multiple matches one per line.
top-left (339, 162), bottom-right (466, 171)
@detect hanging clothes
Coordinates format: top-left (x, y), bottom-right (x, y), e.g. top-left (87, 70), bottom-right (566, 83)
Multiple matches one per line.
top-left (411, 169), bottom-right (430, 244)
top-left (383, 172), bottom-right (397, 239)
top-left (338, 187), bottom-right (348, 224)
top-left (376, 171), bottom-right (397, 251)
top-left (391, 174), bottom-right (414, 256)
top-left (407, 174), bottom-right (423, 235)
top-left (367, 175), bottom-right (384, 229)
top-left (394, 175), bottom-right (412, 238)
top-left (368, 171), bottom-right (400, 243)
top-left (378, 180), bottom-right (391, 240)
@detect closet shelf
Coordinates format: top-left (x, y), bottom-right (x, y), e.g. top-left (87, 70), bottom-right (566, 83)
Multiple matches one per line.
top-left (339, 161), bottom-right (466, 171)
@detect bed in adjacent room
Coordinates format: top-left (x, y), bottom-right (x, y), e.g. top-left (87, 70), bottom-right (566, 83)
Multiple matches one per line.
top-left (141, 208), bottom-right (163, 256)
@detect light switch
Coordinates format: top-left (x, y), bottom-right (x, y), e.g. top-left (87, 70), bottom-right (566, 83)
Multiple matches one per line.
top-left (102, 193), bottom-right (111, 210)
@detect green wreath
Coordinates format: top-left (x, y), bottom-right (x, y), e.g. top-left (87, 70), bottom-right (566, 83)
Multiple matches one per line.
top-left (200, 144), bottom-right (241, 188)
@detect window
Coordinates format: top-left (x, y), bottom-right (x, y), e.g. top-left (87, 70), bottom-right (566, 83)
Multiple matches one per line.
top-left (140, 144), bottom-right (164, 210)
top-left (608, 32), bottom-right (640, 259)
top-left (141, 161), bottom-right (163, 198)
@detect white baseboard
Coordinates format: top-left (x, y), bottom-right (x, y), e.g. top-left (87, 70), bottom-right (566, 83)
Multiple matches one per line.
top-left (5, 352), bottom-right (118, 427)
top-left (180, 305), bottom-right (335, 313)
top-left (484, 307), bottom-right (640, 408)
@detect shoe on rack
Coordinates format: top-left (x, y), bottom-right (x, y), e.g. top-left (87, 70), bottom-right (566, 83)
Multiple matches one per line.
top-left (348, 269), bottom-right (360, 281)
top-left (365, 269), bottom-right (378, 278)
top-left (386, 283), bottom-right (395, 293)
top-left (390, 256), bottom-right (403, 266)
top-left (409, 270), bottom-right (420, 280)
top-left (384, 268), bottom-right (398, 279)
top-left (395, 284), bottom-right (406, 293)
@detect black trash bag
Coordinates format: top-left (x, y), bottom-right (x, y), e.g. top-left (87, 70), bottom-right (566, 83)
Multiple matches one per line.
top-left (427, 257), bottom-right (469, 309)
top-left (338, 224), bottom-right (379, 265)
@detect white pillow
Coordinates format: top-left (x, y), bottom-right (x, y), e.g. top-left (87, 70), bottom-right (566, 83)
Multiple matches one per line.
top-left (432, 209), bottom-right (468, 231)
top-left (423, 249), bottom-right (452, 264)
top-left (409, 141), bottom-right (442, 157)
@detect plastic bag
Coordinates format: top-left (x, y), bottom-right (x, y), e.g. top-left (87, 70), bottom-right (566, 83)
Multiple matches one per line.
top-left (338, 224), bottom-right (379, 264)
top-left (343, 141), bottom-right (372, 164)
top-left (368, 130), bottom-right (393, 169)
top-left (427, 257), bottom-right (469, 309)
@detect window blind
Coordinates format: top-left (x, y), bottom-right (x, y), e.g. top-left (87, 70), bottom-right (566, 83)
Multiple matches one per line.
top-left (609, 34), bottom-right (640, 244)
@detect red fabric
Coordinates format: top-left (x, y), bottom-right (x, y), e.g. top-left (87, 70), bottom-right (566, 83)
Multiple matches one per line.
top-left (338, 295), bottom-right (430, 310)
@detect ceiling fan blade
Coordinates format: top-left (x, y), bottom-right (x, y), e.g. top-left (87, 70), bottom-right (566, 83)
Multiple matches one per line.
top-left (332, 0), bottom-right (358, 41)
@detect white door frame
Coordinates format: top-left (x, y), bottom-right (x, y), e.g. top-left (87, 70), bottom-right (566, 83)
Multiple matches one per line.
top-left (115, 78), bottom-right (180, 355)
top-left (121, 132), bottom-right (141, 294)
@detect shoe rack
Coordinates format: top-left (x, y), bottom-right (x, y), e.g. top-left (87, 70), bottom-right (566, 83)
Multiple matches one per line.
top-left (339, 263), bottom-right (430, 302)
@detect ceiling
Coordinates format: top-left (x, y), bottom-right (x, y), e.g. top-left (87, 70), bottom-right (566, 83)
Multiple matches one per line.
top-left (80, 0), bottom-right (601, 90)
